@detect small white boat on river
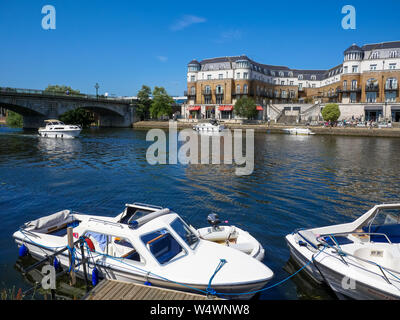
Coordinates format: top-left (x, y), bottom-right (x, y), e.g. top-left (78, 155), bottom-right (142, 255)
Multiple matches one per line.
top-left (38, 119), bottom-right (81, 139)
top-left (282, 128), bottom-right (315, 135)
top-left (13, 203), bottom-right (273, 299)
top-left (193, 120), bottom-right (226, 133)
top-left (286, 203), bottom-right (400, 300)
top-left (196, 214), bottom-right (265, 261)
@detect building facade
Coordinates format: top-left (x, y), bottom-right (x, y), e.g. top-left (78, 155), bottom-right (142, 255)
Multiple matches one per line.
top-left (183, 41), bottom-right (400, 122)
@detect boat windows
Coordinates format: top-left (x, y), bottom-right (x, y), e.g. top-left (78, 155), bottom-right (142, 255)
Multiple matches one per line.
top-left (110, 237), bottom-right (143, 262)
top-left (170, 217), bottom-right (199, 249)
top-left (141, 229), bottom-right (185, 265)
top-left (119, 206), bottom-right (154, 225)
top-left (362, 208), bottom-right (400, 243)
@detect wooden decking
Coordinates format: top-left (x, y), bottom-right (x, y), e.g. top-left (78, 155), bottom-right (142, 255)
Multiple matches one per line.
top-left (85, 280), bottom-right (221, 300)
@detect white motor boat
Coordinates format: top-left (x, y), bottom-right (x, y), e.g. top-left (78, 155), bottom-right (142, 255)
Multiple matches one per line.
top-left (282, 128), bottom-right (315, 135)
top-left (286, 203), bottom-right (400, 300)
top-left (193, 120), bottom-right (226, 133)
top-left (38, 119), bottom-right (81, 139)
top-left (14, 203), bottom-right (273, 299)
top-left (195, 214), bottom-right (265, 261)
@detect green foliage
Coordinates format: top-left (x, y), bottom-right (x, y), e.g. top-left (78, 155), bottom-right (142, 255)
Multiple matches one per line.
top-left (136, 85), bottom-right (152, 120)
top-left (150, 87), bottom-right (173, 119)
top-left (234, 96), bottom-right (257, 119)
top-left (45, 85), bottom-right (81, 95)
top-left (6, 111), bottom-right (23, 128)
top-left (321, 103), bottom-right (341, 122)
top-left (59, 108), bottom-right (94, 128)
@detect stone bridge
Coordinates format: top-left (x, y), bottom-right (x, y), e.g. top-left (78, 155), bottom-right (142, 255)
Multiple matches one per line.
top-left (0, 87), bottom-right (137, 128)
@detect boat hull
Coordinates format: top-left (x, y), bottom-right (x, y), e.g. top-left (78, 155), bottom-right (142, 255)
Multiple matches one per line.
top-left (285, 234), bottom-right (324, 284)
top-left (38, 129), bottom-right (81, 139)
top-left (313, 259), bottom-right (400, 300)
top-left (14, 236), bottom-right (269, 300)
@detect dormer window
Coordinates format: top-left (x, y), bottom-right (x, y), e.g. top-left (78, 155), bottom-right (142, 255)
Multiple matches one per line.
top-left (389, 51), bottom-right (398, 58)
top-left (288, 72), bottom-right (293, 77)
top-left (271, 71), bottom-right (275, 76)
top-left (371, 51), bottom-right (380, 59)
top-left (311, 75), bottom-right (316, 81)
top-left (279, 71), bottom-right (284, 77)
top-left (298, 74), bottom-right (303, 80)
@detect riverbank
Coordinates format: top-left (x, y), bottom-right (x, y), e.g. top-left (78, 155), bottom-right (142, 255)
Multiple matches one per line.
top-left (132, 121), bottom-right (400, 138)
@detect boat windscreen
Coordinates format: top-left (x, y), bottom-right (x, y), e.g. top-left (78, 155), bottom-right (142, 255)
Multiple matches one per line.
top-left (170, 217), bottom-right (199, 249)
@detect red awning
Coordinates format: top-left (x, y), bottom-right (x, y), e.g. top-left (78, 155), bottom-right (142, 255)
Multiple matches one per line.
top-left (219, 105), bottom-right (233, 111)
top-left (188, 106), bottom-right (201, 111)
top-left (256, 105), bottom-right (263, 111)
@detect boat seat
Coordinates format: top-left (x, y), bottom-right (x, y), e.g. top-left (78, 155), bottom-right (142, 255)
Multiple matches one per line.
top-left (363, 224), bottom-right (400, 243)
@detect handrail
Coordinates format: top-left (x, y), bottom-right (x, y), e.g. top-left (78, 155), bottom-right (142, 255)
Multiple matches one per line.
top-left (88, 217), bottom-right (124, 228)
top-left (0, 86), bottom-right (133, 104)
top-left (326, 231), bottom-right (393, 245)
top-left (316, 234), bottom-right (400, 285)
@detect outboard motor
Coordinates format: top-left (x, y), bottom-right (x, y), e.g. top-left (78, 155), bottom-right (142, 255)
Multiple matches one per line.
top-left (207, 213), bottom-right (221, 230)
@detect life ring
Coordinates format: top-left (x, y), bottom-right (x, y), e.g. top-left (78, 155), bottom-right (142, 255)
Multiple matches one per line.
top-left (81, 236), bottom-right (95, 252)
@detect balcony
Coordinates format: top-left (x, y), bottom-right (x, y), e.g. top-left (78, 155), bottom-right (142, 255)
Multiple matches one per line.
top-left (202, 90), bottom-right (212, 96)
top-left (184, 90), bottom-right (196, 98)
top-left (365, 84), bottom-right (379, 92)
top-left (214, 90), bottom-right (224, 96)
top-left (340, 86), bottom-right (361, 93)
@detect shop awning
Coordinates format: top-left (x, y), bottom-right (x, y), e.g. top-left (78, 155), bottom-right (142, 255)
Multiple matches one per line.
top-left (188, 106), bottom-right (201, 111)
top-left (219, 105), bottom-right (233, 111)
top-left (256, 105), bottom-right (263, 111)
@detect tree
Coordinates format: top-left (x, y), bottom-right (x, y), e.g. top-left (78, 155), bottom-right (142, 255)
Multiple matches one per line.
top-left (321, 103), bottom-right (341, 124)
top-left (136, 85), bottom-right (152, 120)
top-left (6, 111), bottom-right (23, 128)
top-left (59, 108), bottom-right (94, 128)
top-left (234, 96), bottom-right (257, 119)
top-left (45, 85), bottom-right (81, 95)
top-left (150, 87), bottom-right (173, 119)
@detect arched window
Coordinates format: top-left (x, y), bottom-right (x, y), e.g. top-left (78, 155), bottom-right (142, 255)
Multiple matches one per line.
top-left (215, 85), bottom-right (223, 94)
top-left (298, 74), bottom-right (303, 80)
top-left (204, 85), bottom-right (211, 94)
top-left (236, 84), bottom-right (240, 94)
top-left (243, 84), bottom-right (248, 94)
top-left (190, 86), bottom-right (195, 95)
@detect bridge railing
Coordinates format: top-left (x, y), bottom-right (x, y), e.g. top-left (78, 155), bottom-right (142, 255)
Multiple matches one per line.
top-left (0, 87), bottom-right (135, 104)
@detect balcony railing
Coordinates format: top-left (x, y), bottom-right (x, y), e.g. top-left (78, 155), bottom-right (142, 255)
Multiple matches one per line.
top-left (365, 84), bottom-right (379, 91)
top-left (202, 90), bottom-right (212, 95)
top-left (385, 83), bottom-right (398, 90)
top-left (214, 90), bottom-right (224, 95)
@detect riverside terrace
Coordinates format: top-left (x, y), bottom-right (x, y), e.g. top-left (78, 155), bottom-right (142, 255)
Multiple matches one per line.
top-left (0, 87), bottom-right (137, 128)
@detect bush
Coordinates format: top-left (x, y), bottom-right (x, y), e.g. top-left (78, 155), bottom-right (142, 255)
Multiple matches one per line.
top-left (234, 96), bottom-right (257, 119)
top-left (59, 108), bottom-right (94, 128)
top-left (6, 111), bottom-right (23, 128)
top-left (321, 103), bottom-right (340, 123)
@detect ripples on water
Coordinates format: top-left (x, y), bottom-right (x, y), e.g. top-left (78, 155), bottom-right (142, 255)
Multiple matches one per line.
top-left (1, 126), bottom-right (400, 299)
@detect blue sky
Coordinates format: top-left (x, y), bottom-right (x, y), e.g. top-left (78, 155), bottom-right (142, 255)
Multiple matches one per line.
top-left (0, 0), bottom-right (399, 97)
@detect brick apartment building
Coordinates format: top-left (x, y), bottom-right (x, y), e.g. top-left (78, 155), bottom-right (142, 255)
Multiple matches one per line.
top-left (182, 41), bottom-right (400, 122)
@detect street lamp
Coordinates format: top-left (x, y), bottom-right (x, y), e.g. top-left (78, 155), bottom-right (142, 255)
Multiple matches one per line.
top-left (95, 83), bottom-right (99, 98)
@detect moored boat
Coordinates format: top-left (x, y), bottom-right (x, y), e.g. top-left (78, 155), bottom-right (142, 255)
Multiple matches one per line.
top-left (286, 203), bottom-right (400, 299)
top-left (193, 120), bottom-right (226, 133)
top-left (282, 128), bottom-right (315, 135)
top-left (195, 213), bottom-right (265, 261)
top-left (14, 203), bottom-right (274, 299)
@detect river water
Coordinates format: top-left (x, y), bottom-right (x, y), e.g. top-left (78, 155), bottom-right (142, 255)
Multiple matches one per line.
top-left (1, 125), bottom-right (400, 299)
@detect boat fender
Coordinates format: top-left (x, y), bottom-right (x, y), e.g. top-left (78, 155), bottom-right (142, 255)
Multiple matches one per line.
top-left (92, 267), bottom-right (99, 286)
top-left (144, 281), bottom-right (152, 286)
top-left (53, 257), bottom-right (60, 270)
top-left (19, 244), bottom-right (28, 257)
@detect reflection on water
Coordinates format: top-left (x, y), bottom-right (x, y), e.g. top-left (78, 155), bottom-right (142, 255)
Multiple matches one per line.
top-left (1, 128), bottom-right (400, 299)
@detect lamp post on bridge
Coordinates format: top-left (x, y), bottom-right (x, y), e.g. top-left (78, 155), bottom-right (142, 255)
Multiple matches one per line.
top-left (95, 83), bottom-right (99, 99)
